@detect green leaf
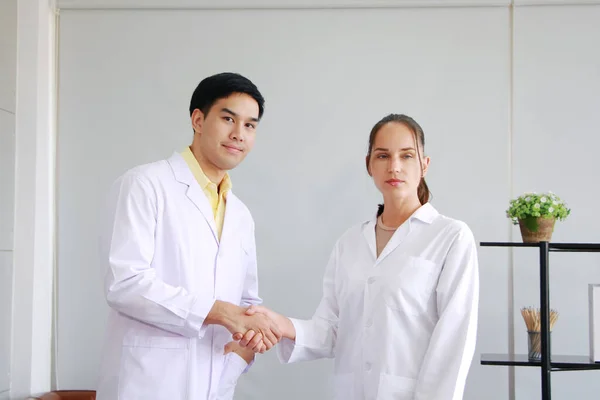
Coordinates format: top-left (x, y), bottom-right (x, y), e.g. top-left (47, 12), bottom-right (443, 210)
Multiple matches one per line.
top-left (507, 191), bottom-right (570, 222)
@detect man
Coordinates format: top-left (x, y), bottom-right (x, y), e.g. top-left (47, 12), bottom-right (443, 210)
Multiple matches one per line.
top-left (96, 72), bottom-right (280, 400)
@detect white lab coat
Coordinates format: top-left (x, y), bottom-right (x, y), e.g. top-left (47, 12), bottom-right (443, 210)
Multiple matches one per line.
top-left (277, 204), bottom-right (479, 400)
top-left (96, 152), bottom-right (259, 400)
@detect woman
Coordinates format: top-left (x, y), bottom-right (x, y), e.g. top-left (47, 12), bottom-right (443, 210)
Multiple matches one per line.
top-left (240, 114), bottom-right (479, 400)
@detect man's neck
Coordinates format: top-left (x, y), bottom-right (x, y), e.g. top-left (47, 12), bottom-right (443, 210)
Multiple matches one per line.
top-left (189, 145), bottom-right (225, 184)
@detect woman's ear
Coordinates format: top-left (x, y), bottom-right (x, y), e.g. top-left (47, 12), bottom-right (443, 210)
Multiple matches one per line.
top-left (365, 155), bottom-right (372, 176)
top-left (421, 155), bottom-right (431, 177)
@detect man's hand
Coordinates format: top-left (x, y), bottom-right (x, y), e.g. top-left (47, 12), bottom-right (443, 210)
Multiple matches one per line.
top-left (233, 305), bottom-right (296, 346)
top-left (224, 341), bottom-right (255, 364)
top-left (205, 300), bottom-right (282, 353)
top-left (226, 306), bottom-right (282, 352)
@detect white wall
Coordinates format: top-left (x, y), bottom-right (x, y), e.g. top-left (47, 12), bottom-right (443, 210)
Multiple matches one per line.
top-left (0, 0), bottom-right (17, 398)
top-left (14, 1), bottom-right (599, 399)
top-left (511, 5), bottom-right (600, 399)
top-left (57, 5), bottom-right (510, 400)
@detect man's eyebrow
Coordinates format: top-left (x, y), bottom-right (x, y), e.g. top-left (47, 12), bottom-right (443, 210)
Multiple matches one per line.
top-left (221, 108), bottom-right (238, 117)
top-left (221, 107), bottom-right (259, 123)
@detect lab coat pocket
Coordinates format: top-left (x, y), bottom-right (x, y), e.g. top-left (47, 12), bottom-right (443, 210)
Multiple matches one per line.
top-left (378, 374), bottom-right (416, 400)
top-left (118, 335), bottom-right (189, 400)
top-left (333, 373), bottom-right (355, 400)
top-left (383, 256), bottom-right (438, 316)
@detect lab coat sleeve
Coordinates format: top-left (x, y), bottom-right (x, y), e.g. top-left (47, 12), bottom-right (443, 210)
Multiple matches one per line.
top-left (240, 220), bottom-right (262, 308)
top-left (216, 353), bottom-right (249, 400)
top-left (277, 244), bottom-right (340, 364)
top-left (414, 223), bottom-right (479, 400)
top-left (103, 173), bottom-right (215, 338)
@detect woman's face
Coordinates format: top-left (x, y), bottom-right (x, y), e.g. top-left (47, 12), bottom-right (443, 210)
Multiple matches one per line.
top-left (367, 122), bottom-right (429, 202)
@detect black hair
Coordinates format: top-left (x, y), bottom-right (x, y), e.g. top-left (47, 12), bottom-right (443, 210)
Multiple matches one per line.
top-left (189, 72), bottom-right (265, 120)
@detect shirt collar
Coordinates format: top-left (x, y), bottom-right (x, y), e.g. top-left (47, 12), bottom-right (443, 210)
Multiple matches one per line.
top-left (219, 171), bottom-right (232, 194)
top-left (181, 146), bottom-right (232, 193)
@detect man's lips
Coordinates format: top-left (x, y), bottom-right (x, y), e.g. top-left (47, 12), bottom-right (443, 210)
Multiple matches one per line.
top-left (223, 144), bottom-right (243, 153)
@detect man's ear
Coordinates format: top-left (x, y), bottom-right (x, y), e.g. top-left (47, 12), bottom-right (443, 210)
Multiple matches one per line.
top-left (191, 108), bottom-right (205, 134)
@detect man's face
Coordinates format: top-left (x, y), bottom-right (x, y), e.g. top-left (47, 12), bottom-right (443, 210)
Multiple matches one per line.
top-left (191, 93), bottom-right (260, 174)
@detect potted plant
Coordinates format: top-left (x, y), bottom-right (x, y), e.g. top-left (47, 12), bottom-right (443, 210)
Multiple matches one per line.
top-left (506, 191), bottom-right (571, 243)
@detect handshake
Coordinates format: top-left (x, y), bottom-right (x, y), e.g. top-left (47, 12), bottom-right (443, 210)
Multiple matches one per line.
top-left (222, 304), bottom-right (296, 361)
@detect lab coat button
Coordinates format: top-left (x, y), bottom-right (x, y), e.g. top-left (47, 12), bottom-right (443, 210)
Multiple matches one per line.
top-left (365, 362), bottom-right (372, 371)
top-left (367, 277), bottom-right (376, 284)
top-left (365, 318), bottom-right (373, 328)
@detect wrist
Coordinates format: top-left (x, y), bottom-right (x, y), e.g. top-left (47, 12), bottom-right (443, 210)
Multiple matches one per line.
top-left (282, 316), bottom-right (296, 340)
top-left (237, 349), bottom-right (255, 364)
top-left (207, 301), bottom-right (242, 332)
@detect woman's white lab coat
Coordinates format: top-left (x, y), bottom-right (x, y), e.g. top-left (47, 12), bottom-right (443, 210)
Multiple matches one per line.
top-left (277, 203), bottom-right (479, 400)
top-left (96, 152), bottom-right (258, 400)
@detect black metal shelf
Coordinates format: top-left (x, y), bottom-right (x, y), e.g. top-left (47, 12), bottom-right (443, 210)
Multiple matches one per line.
top-left (480, 241), bottom-right (600, 252)
top-left (482, 353), bottom-right (600, 371)
top-left (479, 240), bottom-right (600, 400)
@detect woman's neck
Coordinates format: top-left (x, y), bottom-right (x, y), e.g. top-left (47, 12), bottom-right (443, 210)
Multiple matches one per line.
top-left (380, 196), bottom-right (422, 228)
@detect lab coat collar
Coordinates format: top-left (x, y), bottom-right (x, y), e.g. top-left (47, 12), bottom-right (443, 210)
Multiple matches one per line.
top-left (219, 191), bottom-right (244, 245)
top-left (167, 152), bottom-right (218, 243)
top-left (411, 202), bottom-right (439, 224)
top-left (364, 202), bottom-right (439, 229)
top-left (362, 202), bottom-right (439, 263)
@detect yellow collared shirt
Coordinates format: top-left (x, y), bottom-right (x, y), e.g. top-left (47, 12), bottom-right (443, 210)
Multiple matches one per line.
top-left (181, 147), bottom-right (231, 240)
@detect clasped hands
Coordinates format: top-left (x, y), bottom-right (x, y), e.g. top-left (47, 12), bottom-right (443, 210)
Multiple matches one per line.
top-left (225, 305), bottom-right (289, 356)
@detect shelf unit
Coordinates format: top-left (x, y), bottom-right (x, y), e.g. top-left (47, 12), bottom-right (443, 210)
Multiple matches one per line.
top-left (479, 241), bottom-right (600, 400)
